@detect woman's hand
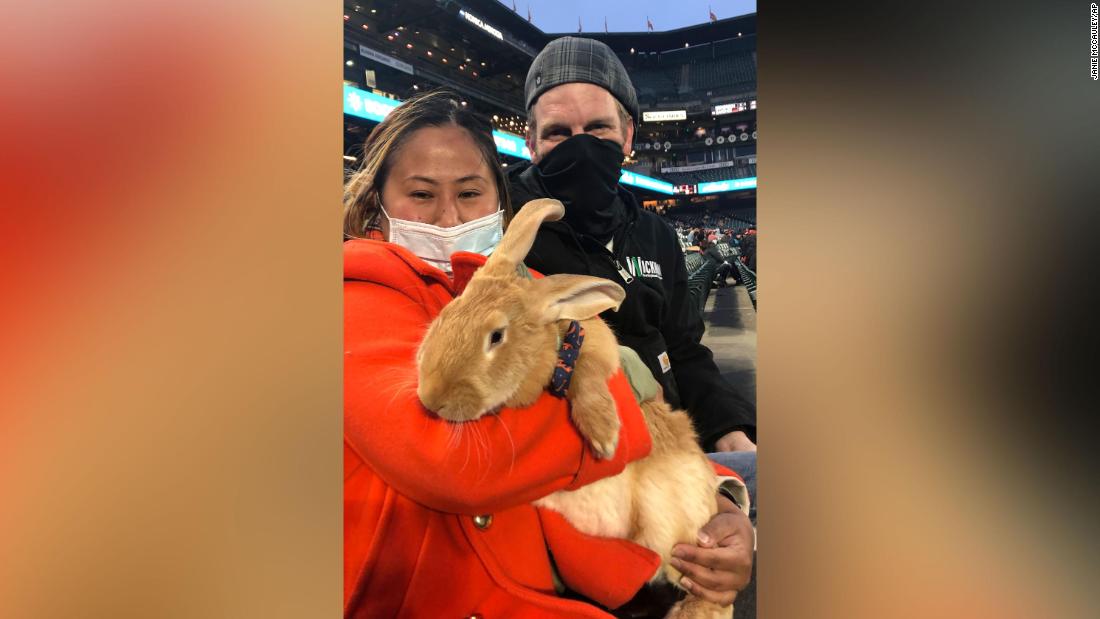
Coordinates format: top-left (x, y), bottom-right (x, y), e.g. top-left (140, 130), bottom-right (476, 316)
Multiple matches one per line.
top-left (668, 494), bottom-right (754, 606)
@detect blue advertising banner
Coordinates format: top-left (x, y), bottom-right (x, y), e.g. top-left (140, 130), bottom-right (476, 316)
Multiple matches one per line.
top-left (619, 170), bottom-right (675, 195)
top-left (697, 177), bottom-right (758, 193)
top-left (343, 84), bottom-right (400, 122)
top-left (491, 130), bottom-right (531, 160)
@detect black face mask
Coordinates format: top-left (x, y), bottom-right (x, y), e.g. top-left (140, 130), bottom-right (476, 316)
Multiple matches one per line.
top-left (534, 134), bottom-right (625, 242)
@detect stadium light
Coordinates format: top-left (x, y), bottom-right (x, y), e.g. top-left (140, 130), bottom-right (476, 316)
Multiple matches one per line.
top-left (344, 14), bottom-right (349, 20)
top-left (630, 48), bottom-right (635, 53)
top-left (346, 60), bottom-right (354, 66)
top-left (371, 8), bottom-right (376, 13)
top-left (406, 43), bottom-right (413, 49)
top-left (427, 50), bottom-right (432, 56)
top-left (481, 61), bottom-right (486, 66)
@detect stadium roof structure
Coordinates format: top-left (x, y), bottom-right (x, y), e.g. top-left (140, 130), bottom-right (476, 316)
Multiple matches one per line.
top-left (444, 0), bottom-right (548, 45)
top-left (455, 0), bottom-right (756, 52)
top-left (543, 18), bottom-right (756, 51)
top-left (346, 1), bottom-right (756, 109)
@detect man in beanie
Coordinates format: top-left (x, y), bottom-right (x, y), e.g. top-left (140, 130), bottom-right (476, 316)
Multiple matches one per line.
top-left (508, 36), bottom-right (756, 450)
top-left (506, 36), bottom-right (757, 612)
top-left (509, 37), bottom-right (756, 455)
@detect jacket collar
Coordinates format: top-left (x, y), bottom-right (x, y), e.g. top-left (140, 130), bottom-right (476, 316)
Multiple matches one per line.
top-left (343, 239), bottom-right (489, 296)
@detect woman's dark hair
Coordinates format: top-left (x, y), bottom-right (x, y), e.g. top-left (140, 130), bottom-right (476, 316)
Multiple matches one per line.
top-left (344, 89), bottom-right (512, 238)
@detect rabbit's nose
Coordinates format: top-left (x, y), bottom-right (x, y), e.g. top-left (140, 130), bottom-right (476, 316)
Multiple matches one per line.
top-left (417, 386), bottom-right (442, 414)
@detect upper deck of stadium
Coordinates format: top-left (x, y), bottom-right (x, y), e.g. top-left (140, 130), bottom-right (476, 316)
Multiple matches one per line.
top-left (343, 0), bottom-right (756, 202)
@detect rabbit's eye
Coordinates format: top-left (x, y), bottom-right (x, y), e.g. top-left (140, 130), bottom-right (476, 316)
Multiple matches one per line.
top-left (488, 328), bottom-right (505, 349)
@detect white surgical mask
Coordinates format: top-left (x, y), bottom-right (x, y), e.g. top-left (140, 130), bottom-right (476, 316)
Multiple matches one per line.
top-left (382, 204), bottom-right (503, 274)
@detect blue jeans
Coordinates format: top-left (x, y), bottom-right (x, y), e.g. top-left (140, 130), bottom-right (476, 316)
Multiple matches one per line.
top-left (707, 451), bottom-right (757, 522)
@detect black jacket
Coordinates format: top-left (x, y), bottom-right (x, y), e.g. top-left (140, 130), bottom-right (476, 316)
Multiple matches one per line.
top-left (507, 162), bottom-right (756, 449)
top-left (703, 244), bottom-right (727, 266)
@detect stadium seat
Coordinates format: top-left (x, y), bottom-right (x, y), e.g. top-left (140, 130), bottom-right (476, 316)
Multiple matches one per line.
top-left (733, 260), bottom-right (757, 308)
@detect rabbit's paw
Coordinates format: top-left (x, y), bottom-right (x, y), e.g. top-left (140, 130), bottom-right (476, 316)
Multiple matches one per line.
top-left (570, 390), bottom-right (621, 460)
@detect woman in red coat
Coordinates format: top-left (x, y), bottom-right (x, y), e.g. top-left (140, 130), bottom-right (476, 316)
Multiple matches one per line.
top-left (344, 90), bottom-right (752, 618)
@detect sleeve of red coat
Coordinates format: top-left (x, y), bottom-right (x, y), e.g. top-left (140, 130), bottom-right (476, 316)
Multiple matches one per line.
top-left (537, 462), bottom-right (748, 609)
top-left (537, 508), bottom-right (661, 609)
top-left (344, 281), bottom-right (652, 515)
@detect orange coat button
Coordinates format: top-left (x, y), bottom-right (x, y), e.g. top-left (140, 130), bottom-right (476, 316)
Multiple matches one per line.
top-left (472, 514), bottom-right (492, 530)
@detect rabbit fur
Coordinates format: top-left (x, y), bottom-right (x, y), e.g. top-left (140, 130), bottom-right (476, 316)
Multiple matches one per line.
top-left (417, 199), bottom-right (729, 619)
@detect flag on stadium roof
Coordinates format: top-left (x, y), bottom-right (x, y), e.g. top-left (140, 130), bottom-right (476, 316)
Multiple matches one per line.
top-left (604, 16), bottom-right (608, 33)
top-left (578, 16), bottom-right (582, 32)
top-left (527, 5), bottom-right (532, 22)
top-left (646, 16), bottom-right (654, 31)
top-left (512, 0), bottom-right (517, 11)
top-left (709, 6), bottom-right (718, 22)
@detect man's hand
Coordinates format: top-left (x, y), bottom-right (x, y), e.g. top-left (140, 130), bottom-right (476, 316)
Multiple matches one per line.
top-left (669, 494), bottom-right (754, 606)
top-left (714, 430), bottom-right (756, 452)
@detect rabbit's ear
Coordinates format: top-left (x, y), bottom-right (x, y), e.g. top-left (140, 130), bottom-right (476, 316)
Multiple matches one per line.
top-left (533, 274), bottom-right (625, 322)
top-left (484, 199), bottom-right (564, 276)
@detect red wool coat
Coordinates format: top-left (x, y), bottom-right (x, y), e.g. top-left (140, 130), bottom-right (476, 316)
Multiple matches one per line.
top-left (345, 239), bottom-right (668, 618)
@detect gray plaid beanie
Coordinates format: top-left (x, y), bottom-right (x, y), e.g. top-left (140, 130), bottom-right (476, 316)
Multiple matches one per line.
top-left (525, 37), bottom-right (640, 123)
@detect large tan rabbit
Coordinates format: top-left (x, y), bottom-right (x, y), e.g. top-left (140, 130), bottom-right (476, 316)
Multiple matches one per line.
top-left (417, 199), bottom-right (730, 619)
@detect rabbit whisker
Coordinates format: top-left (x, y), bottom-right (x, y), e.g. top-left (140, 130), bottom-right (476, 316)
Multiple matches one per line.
top-left (490, 413), bottom-right (516, 477)
top-left (457, 423), bottom-right (471, 474)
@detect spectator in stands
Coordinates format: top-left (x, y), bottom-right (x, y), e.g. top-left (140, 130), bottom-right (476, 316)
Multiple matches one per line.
top-left (507, 38), bottom-right (758, 503)
top-left (343, 90), bottom-right (752, 618)
top-left (693, 227), bottom-right (706, 247)
top-left (700, 238), bottom-right (734, 287)
top-left (739, 231), bottom-right (757, 272)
